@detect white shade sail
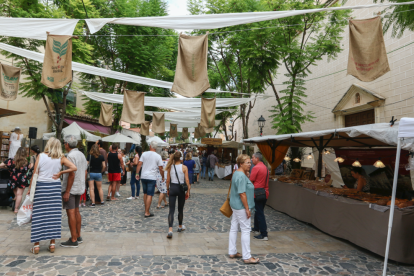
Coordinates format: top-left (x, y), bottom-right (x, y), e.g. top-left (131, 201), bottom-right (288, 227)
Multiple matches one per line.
top-left (0, 42), bottom-right (230, 95)
top-left (85, 2), bottom-right (414, 33)
top-left (102, 133), bottom-right (139, 144)
top-left (81, 91), bottom-right (255, 111)
top-left (42, 122), bottom-right (101, 141)
top-left (0, 18), bottom-right (79, 40)
top-left (147, 135), bottom-right (169, 148)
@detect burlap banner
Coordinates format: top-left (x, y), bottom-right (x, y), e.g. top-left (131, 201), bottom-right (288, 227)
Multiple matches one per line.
top-left (347, 16), bottom-right (390, 82)
top-left (170, 123), bottom-right (178, 137)
top-left (99, 103), bottom-right (113, 126)
top-left (0, 63), bottom-right (21, 101)
top-left (120, 90), bottom-right (145, 124)
top-left (194, 127), bottom-right (200, 139)
top-left (152, 112), bottom-right (165, 134)
top-left (198, 123), bottom-right (206, 137)
top-left (141, 121), bottom-right (150, 136)
top-left (182, 128), bottom-right (188, 139)
top-left (171, 33), bottom-right (210, 98)
top-left (41, 34), bottom-right (72, 89)
top-left (200, 97), bottom-right (216, 132)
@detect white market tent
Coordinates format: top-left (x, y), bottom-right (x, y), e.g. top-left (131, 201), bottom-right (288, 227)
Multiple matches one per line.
top-left (147, 136), bottom-right (169, 148)
top-left (102, 133), bottom-right (139, 144)
top-left (244, 120), bottom-right (414, 274)
top-left (43, 122), bottom-right (101, 142)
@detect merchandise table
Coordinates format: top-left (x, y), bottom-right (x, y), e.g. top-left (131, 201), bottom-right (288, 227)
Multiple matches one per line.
top-left (267, 180), bottom-right (414, 264)
top-left (215, 164), bottom-right (232, 179)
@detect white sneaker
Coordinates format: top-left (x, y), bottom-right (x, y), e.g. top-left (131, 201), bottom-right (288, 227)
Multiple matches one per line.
top-left (135, 197), bottom-right (139, 200)
top-left (115, 192), bottom-right (121, 197)
top-left (127, 196), bottom-right (135, 200)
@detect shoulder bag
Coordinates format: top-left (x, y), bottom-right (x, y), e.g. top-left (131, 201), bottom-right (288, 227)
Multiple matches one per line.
top-left (173, 164), bottom-right (188, 193)
top-left (220, 182), bottom-right (233, 218)
top-left (254, 167), bottom-right (268, 201)
top-left (29, 155), bottom-right (40, 202)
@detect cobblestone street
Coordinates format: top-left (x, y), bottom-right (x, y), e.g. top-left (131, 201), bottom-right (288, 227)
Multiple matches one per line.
top-left (1, 177), bottom-right (413, 275)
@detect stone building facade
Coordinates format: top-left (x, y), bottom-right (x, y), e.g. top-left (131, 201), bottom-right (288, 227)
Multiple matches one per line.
top-left (235, 0), bottom-right (414, 140)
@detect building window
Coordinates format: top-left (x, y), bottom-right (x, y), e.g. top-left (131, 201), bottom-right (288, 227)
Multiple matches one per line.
top-left (355, 93), bottom-right (360, 104)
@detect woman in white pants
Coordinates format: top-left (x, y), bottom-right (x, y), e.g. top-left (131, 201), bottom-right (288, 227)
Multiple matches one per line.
top-left (228, 154), bottom-right (259, 264)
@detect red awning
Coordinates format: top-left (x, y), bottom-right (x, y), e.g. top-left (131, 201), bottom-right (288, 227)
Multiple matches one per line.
top-left (64, 118), bottom-right (111, 135)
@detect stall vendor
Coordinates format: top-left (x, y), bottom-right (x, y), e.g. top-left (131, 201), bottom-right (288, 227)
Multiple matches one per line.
top-left (344, 167), bottom-right (370, 192)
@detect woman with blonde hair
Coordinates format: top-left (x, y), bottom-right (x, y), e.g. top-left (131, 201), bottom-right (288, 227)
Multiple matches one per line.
top-left (27, 137), bottom-right (77, 254)
top-left (0, 147), bottom-right (32, 213)
top-left (8, 127), bottom-right (24, 159)
top-left (87, 144), bottom-right (106, 207)
top-left (165, 151), bottom-right (191, 239)
top-left (228, 154), bottom-right (259, 264)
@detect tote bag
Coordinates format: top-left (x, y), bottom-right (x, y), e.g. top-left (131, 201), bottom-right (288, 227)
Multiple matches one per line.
top-left (220, 182), bottom-right (232, 218)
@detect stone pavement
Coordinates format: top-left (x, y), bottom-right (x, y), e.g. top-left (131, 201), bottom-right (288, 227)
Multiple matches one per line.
top-left (0, 177), bottom-right (413, 275)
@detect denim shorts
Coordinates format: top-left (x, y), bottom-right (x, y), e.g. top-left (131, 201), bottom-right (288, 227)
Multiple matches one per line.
top-left (141, 179), bottom-right (156, 196)
top-left (89, 172), bottom-right (102, 181)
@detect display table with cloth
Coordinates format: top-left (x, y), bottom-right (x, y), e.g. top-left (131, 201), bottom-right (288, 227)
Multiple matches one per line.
top-left (215, 164), bottom-right (232, 179)
top-left (267, 180), bottom-right (414, 264)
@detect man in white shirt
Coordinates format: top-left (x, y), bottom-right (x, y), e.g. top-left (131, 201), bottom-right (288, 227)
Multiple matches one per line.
top-left (135, 140), bottom-right (164, 217)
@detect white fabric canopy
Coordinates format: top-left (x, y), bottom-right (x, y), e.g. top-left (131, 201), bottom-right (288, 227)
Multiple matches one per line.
top-left (244, 122), bottom-right (414, 152)
top-left (144, 110), bottom-right (224, 120)
top-left (147, 135), bottom-right (169, 148)
top-left (0, 18), bottom-right (79, 40)
top-left (102, 133), bottom-right (139, 144)
top-left (42, 122), bottom-right (101, 141)
top-left (85, 2), bottom-right (414, 33)
top-left (81, 91), bottom-right (255, 111)
top-left (0, 42), bottom-right (230, 95)
top-left (121, 128), bottom-right (141, 144)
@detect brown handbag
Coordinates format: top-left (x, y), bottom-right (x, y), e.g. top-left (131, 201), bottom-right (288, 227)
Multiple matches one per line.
top-left (220, 182), bottom-right (232, 218)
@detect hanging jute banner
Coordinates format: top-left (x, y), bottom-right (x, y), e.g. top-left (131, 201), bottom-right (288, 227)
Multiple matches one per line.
top-left (198, 123), bottom-right (206, 137)
top-left (120, 90), bottom-right (145, 124)
top-left (347, 16), bottom-right (390, 82)
top-left (170, 123), bottom-right (178, 137)
top-left (152, 112), bottom-right (165, 134)
top-left (99, 102), bottom-right (113, 126)
top-left (171, 33), bottom-right (210, 98)
top-left (182, 127), bottom-right (188, 139)
top-left (141, 121), bottom-right (150, 136)
top-left (0, 63), bottom-right (21, 101)
top-left (41, 34), bottom-right (73, 89)
top-left (200, 97), bottom-right (216, 132)
top-left (194, 127), bottom-right (200, 139)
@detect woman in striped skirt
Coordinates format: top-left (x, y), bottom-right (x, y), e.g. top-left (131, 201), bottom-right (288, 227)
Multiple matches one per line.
top-left (27, 138), bottom-right (77, 254)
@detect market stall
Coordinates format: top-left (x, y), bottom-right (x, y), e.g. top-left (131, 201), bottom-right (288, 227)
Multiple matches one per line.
top-left (244, 122), bottom-right (414, 265)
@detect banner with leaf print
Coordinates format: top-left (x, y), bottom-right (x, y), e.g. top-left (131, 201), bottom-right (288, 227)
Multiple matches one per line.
top-left (170, 123), bottom-right (178, 137)
top-left (0, 63), bottom-right (21, 101)
top-left (41, 34), bottom-right (72, 89)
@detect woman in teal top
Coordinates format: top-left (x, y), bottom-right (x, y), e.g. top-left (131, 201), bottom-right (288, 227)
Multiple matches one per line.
top-left (228, 154), bottom-right (259, 264)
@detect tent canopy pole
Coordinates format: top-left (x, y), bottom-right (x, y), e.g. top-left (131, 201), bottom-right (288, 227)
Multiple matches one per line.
top-left (382, 137), bottom-right (402, 276)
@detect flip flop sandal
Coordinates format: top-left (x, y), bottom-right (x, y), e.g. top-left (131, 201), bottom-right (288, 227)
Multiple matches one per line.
top-left (229, 253), bottom-right (242, 259)
top-left (30, 245), bottom-right (40, 255)
top-left (243, 257), bottom-right (260, 264)
top-left (165, 203), bottom-right (169, 206)
top-left (144, 214), bottom-right (154, 218)
top-left (156, 206), bottom-right (163, 209)
top-left (48, 243), bottom-right (55, 253)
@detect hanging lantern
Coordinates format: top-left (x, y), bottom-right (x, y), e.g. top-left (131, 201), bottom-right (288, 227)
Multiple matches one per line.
top-left (334, 156), bottom-right (345, 163)
top-left (293, 157), bottom-right (301, 162)
top-left (324, 149), bottom-right (330, 155)
top-left (373, 158), bottom-right (385, 168)
top-left (284, 156), bottom-right (291, 161)
top-left (352, 159), bottom-right (362, 167)
top-left (307, 153), bottom-right (313, 160)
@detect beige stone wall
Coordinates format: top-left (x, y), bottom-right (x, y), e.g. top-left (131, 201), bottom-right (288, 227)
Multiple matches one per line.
top-left (237, 0), bottom-right (414, 140)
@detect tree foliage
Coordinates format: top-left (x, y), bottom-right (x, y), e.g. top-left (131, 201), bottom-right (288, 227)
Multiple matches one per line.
top-left (374, 0), bottom-right (414, 38)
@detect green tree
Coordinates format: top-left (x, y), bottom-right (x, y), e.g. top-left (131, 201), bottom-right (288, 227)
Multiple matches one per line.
top-left (79, 0), bottom-right (177, 134)
top-left (265, 0), bottom-right (350, 134)
top-left (0, 0), bottom-right (95, 139)
top-left (374, 0), bottom-right (414, 38)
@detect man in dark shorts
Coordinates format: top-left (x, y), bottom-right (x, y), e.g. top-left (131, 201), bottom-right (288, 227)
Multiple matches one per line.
top-left (106, 144), bottom-right (125, 201)
top-left (61, 135), bottom-right (88, 248)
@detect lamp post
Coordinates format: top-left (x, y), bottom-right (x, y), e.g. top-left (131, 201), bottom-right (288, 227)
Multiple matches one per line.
top-left (258, 115), bottom-right (266, 136)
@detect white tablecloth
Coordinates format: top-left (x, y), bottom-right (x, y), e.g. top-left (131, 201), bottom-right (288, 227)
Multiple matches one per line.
top-left (215, 165), bottom-right (232, 179)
